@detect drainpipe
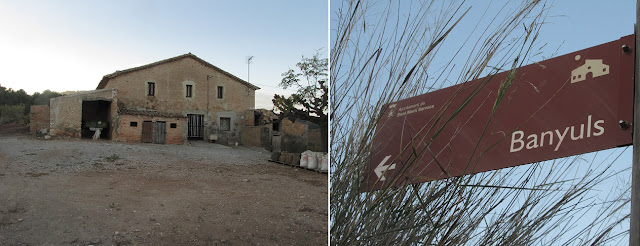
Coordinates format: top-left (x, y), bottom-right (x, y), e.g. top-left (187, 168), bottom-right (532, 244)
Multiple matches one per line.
top-left (207, 75), bottom-right (213, 141)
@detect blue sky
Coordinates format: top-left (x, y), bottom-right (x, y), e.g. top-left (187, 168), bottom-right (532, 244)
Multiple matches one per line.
top-left (0, 0), bottom-right (328, 109)
top-left (535, 0), bottom-right (634, 57)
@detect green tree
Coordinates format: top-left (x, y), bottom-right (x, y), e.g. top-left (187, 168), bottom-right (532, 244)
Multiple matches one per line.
top-left (32, 90), bottom-right (63, 105)
top-left (0, 84), bottom-right (34, 106)
top-left (0, 84), bottom-right (62, 124)
top-left (273, 52), bottom-right (328, 151)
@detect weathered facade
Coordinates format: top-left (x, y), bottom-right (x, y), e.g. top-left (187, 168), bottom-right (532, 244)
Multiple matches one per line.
top-left (47, 53), bottom-right (259, 144)
top-left (279, 118), bottom-right (324, 153)
top-left (241, 109), bottom-right (279, 150)
top-left (115, 109), bottom-right (185, 144)
top-left (240, 109), bottom-right (325, 152)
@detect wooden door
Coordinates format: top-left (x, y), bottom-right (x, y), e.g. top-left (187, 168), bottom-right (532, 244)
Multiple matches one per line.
top-left (142, 121), bottom-right (153, 143)
top-left (154, 121), bottom-right (166, 144)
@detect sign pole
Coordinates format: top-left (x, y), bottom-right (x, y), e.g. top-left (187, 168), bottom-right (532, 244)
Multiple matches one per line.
top-left (632, 1), bottom-right (640, 245)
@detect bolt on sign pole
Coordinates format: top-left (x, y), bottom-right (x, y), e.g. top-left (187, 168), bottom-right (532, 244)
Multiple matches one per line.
top-left (632, 1), bottom-right (640, 245)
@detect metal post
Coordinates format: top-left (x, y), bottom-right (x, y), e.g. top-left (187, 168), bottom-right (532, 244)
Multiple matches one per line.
top-left (247, 56), bottom-right (254, 83)
top-left (631, 1), bottom-right (640, 245)
top-left (206, 75), bottom-right (212, 141)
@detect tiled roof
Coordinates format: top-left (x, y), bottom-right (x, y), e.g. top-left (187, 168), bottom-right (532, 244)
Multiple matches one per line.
top-left (118, 108), bottom-right (186, 118)
top-left (96, 53), bottom-right (260, 90)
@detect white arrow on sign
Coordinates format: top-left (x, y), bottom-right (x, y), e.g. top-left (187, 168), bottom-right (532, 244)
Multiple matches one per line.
top-left (375, 155), bottom-right (396, 181)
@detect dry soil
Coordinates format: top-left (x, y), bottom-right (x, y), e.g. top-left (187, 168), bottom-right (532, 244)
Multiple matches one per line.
top-left (0, 128), bottom-right (327, 245)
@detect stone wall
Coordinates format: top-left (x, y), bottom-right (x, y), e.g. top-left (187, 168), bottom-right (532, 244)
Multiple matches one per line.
top-left (214, 111), bottom-right (242, 145)
top-left (244, 110), bottom-right (255, 126)
top-left (241, 126), bottom-right (262, 147)
top-left (281, 118), bottom-right (306, 136)
top-left (277, 118), bottom-right (328, 153)
top-left (281, 132), bottom-right (309, 153)
top-left (307, 129), bottom-right (323, 152)
top-left (240, 125), bottom-right (272, 149)
top-left (29, 105), bottom-right (50, 136)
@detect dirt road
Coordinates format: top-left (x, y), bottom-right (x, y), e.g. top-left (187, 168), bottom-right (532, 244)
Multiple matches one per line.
top-left (0, 133), bottom-right (327, 245)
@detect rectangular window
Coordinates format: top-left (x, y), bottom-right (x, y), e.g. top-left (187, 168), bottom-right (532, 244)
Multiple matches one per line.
top-left (220, 117), bottom-right (231, 131)
top-left (170, 123), bottom-right (177, 128)
top-left (217, 86), bottom-right (223, 99)
top-left (186, 85), bottom-right (193, 98)
top-left (147, 82), bottom-right (155, 96)
top-left (130, 122), bottom-right (138, 127)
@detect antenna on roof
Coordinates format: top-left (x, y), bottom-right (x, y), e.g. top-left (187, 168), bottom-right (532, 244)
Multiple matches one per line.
top-left (246, 56), bottom-right (254, 83)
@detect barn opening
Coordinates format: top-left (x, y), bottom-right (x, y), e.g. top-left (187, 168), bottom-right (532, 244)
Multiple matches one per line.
top-left (81, 100), bottom-right (111, 139)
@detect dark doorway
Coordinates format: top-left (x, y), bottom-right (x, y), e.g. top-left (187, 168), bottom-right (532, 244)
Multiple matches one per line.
top-left (272, 119), bottom-right (280, 131)
top-left (188, 114), bottom-right (204, 140)
top-left (81, 100), bottom-right (111, 139)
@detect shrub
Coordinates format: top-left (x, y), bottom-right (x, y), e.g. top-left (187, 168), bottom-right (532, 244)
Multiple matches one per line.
top-left (0, 104), bottom-right (25, 124)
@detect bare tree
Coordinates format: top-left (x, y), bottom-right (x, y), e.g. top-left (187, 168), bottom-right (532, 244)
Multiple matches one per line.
top-left (331, 0), bottom-right (630, 245)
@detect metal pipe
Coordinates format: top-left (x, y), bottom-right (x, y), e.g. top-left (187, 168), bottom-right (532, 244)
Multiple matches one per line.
top-left (206, 75), bottom-right (213, 141)
top-left (631, 2), bottom-right (639, 244)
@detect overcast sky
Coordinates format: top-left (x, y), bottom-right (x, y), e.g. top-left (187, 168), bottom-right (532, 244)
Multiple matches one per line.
top-left (0, 0), bottom-right (328, 109)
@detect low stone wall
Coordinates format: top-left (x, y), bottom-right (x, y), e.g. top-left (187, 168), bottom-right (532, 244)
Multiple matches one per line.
top-left (29, 105), bottom-right (50, 136)
top-left (240, 125), bottom-right (272, 149)
top-left (241, 126), bottom-right (262, 147)
top-left (281, 118), bottom-right (306, 136)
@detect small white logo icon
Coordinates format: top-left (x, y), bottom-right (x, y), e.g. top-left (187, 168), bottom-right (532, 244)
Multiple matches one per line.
top-left (571, 55), bottom-right (609, 83)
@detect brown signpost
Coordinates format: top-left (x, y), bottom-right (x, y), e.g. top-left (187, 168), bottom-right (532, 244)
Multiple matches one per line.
top-left (364, 34), bottom-right (635, 192)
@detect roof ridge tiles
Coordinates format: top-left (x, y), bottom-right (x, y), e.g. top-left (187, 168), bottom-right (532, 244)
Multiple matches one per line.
top-left (96, 53), bottom-right (260, 90)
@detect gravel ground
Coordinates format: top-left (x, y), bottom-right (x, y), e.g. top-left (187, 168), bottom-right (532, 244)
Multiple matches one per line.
top-left (1, 136), bottom-right (267, 175)
top-left (0, 134), bottom-right (328, 245)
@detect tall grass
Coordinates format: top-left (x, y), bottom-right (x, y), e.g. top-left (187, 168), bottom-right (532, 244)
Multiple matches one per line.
top-left (330, 0), bottom-right (629, 245)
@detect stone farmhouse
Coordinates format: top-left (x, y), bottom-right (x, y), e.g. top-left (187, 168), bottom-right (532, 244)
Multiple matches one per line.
top-left (37, 53), bottom-right (259, 144)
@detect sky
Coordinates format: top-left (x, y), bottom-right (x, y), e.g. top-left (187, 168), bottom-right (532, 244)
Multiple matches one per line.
top-left (0, 0), bottom-right (328, 110)
top-left (331, 0), bottom-right (636, 243)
